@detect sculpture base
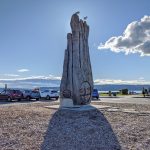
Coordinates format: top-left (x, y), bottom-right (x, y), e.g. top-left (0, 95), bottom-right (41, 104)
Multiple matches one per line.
top-left (59, 98), bottom-right (95, 111)
top-left (59, 98), bottom-right (74, 108)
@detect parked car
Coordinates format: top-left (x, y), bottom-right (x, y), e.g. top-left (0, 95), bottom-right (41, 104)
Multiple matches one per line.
top-left (40, 89), bottom-right (59, 100)
top-left (22, 90), bottom-right (40, 100)
top-left (92, 89), bottom-right (99, 99)
top-left (0, 89), bottom-right (23, 101)
top-left (0, 90), bottom-right (9, 100)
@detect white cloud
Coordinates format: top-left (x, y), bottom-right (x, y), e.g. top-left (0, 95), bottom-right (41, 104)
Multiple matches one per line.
top-left (4, 74), bottom-right (19, 77)
top-left (18, 69), bottom-right (30, 72)
top-left (48, 74), bottom-right (61, 80)
top-left (0, 75), bottom-right (61, 88)
top-left (94, 78), bottom-right (150, 85)
top-left (138, 77), bottom-right (145, 81)
top-left (98, 15), bottom-right (150, 56)
top-left (0, 75), bottom-right (61, 81)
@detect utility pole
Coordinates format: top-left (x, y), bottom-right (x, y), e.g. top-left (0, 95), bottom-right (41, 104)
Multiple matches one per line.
top-left (5, 84), bottom-right (7, 92)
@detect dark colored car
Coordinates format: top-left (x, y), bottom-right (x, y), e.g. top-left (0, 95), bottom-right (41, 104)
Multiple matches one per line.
top-left (22, 90), bottom-right (40, 100)
top-left (0, 89), bottom-right (23, 101)
top-left (92, 89), bottom-right (99, 99)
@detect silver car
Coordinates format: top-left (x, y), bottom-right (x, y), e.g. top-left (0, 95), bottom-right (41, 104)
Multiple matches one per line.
top-left (22, 90), bottom-right (40, 100)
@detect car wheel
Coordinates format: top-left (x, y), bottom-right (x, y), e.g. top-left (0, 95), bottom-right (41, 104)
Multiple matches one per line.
top-left (46, 95), bottom-right (50, 100)
top-left (36, 98), bottom-right (39, 101)
top-left (56, 97), bottom-right (59, 100)
top-left (18, 98), bottom-right (21, 101)
top-left (26, 96), bottom-right (31, 101)
top-left (8, 97), bottom-right (12, 102)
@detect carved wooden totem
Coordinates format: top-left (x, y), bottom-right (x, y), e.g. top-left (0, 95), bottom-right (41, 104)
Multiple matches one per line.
top-left (60, 13), bottom-right (93, 105)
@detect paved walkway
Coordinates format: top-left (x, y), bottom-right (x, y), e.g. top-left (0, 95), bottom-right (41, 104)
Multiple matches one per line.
top-left (93, 95), bottom-right (150, 105)
top-left (45, 104), bottom-right (150, 114)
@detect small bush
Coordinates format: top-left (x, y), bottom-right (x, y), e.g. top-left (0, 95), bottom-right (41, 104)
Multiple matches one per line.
top-left (120, 89), bottom-right (128, 95)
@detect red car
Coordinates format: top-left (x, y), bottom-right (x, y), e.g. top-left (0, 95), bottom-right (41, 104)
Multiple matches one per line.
top-left (0, 89), bottom-right (23, 101)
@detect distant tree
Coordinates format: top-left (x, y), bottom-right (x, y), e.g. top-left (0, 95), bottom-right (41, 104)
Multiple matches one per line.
top-left (142, 87), bottom-right (145, 97)
top-left (121, 89), bottom-right (128, 95)
top-left (145, 89), bottom-right (148, 96)
top-left (108, 91), bottom-right (111, 96)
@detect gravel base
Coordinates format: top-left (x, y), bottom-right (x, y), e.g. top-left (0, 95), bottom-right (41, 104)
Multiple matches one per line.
top-left (0, 102), bottom-right (150, 150)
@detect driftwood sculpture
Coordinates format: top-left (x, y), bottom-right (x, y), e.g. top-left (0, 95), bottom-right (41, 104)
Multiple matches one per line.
top-left (60, 13), bottom-right (93, 105)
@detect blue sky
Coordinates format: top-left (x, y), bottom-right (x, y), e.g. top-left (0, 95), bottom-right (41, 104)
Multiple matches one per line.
top-left (0, 0), bottom-right (150, 88)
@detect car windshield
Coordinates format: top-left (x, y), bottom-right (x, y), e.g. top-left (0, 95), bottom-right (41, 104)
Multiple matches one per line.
top-left (93, 89), bottom-right (98, 92)
top-left (17, 90), bottom-right (22, 94)
top-left (51, 90), bottom-right (58, 93)
top-left (9, 90), bottom-right (15, 94)
top-left (25, 90), bottom-right (30, 93)
top-left (0, 91), bottom-right (6, 94)
top-left (32, 91), bottom-right (39, 93)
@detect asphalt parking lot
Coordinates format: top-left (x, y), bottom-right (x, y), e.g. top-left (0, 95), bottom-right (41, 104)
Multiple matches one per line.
top-left (0, 99), bottom-right (58, 107)
top-left (0, 95), bottom-right (150, 107)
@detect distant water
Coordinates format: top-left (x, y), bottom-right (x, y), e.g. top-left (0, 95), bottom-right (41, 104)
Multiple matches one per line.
top-left (31, 85), bottom-right (150, 92)
top-left (94, 84), bottom-right (150, 92)
top-left (99, 90), bottom-right (142, 94)
top-left (0, 84), bottom-right (149, 94)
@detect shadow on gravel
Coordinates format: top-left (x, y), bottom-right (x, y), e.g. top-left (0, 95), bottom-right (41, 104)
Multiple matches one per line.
top-left (99, 96), bottom-right (120, 98)
top-left (41, 108), bottom-right (121, 150)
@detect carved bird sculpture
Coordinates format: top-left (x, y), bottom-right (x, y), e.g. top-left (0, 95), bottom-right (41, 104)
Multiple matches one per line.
top-left (84, 16), bottom-right (88, 20)
top-left (75, 11), bottom-right (80, 15)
